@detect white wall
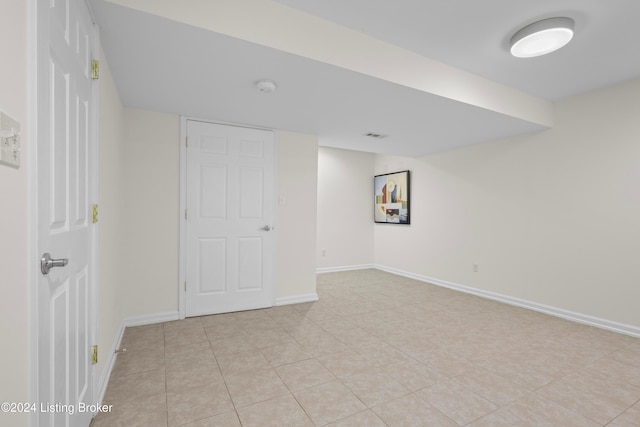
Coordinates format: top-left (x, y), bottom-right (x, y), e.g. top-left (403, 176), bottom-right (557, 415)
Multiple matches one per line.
top-left (121, 108), bottom-right (181, 318)
top-left (276, 131), bottom-right (318, 301)
top-left (97, 50), bottom-right (126, 381)
top-left (375, 77), bottom-right (640, 330)
top-left (0, 0), bottom-right (29, 425)
top-left (316, 147), bottom-right (375, 270)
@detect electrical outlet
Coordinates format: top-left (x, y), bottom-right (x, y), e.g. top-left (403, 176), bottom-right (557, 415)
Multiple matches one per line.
top-left (322, 249), bottom-right (326, 257)
top-left (0, 112), bottom-right (21, 169)
top-left (473, 264), bottom-right (479, 273)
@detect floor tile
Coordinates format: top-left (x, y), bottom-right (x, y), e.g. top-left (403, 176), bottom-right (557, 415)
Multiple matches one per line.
top-left (261, 342), bottom-right (313, 367)
top-left (452, 366), bottom-right (528, 406)
top-left (224, 368), bottom-right (290, 408)
top-left (166, 382), bottom-right (234, 427)
top-left (342, 368), bottom-right (410, 407)
top-left (298, 334), bottom-right (349, 357)
top-left (164, 326), bottom-right (208, 347)
top-left (203, 323), bottom-right (244, 341)
top-left (586, 356), bottom-right (640, 387)
top-left (316, 349), bottom-right (373, 378)
top-left (91, 392), bottom-right (167, 427)
top-left (275, 357), bottom-right (335, 392)
top-left (216, 350), bottom-right (271, 377)
top-left (165, 360), bottom-right (223, 393)
top-left (500, 393), bottom-right (600, 426)
top-left (371, 393), bottom-right (458, 426)
top-left (351, 341), bottom-right (409, 367)
top-left (102, 369), bottom-right (165, 405)
top-left (416, 379), bottom-right (498, 425)
top-left (236, 394), bottom-right (314, 427)
top-left (246, 328), bottom-right (296, 350)
top-left (177, 411), bottom-right (241, 426)
top-left (610, 347), bottom-right (640, 368)
top-left (324, 409), bottom-right (387, 427)
top-left (536, 369), bottom-right (640, 424)
top-left (199, 313), bottom-right (237, 329)
top-left (209, 332), bottom-right (257, 356)
top-left (119, 324), bottom-right (164, 352)
top-left (110, 348), bottom-right (164, 378)
top-left (608, 404), bottom-right (640, 427)
top-left (164, 340), bottom-right (213, 361)
top-left (294, 380), bottom-right (366, 426)
top-left (381, 359), bottom-right (446, 392)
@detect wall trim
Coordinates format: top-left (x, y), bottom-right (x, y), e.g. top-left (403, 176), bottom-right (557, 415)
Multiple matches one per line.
top-left (376, 264), bottom-right (640, 339)
top-left (316, 264), bottom-right (375, 274)
top-left (96, 321), bottom-right (125, 405)
top-left (275, 293), bottom-right (319, 306)
top-left (123, 311), bottom-right (181, 327)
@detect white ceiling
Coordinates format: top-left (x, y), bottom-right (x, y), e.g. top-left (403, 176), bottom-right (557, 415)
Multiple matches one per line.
top-left (91, 0), bottom-right (640, 157)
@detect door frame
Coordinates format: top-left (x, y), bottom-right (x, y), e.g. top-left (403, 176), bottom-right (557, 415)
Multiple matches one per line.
top-left (178, 116), bottom-right (279, 318)
top-left (29, 0), bottom-right (101, 423)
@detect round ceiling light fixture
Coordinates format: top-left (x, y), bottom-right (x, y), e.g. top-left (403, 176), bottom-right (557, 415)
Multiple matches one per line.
top-left (255, 79), bottom-right (278, 93)
top-left (510, 17), bottom-right (575, 58)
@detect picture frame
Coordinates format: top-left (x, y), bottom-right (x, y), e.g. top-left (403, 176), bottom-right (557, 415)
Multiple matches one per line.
top-left (374, 170), bottom-right (410, 224)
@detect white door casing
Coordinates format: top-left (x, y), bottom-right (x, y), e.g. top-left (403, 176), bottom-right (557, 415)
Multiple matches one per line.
top-left (36, 0), bottom-right (97, 426)
top-left (184, 120), bottom-right (276, 317)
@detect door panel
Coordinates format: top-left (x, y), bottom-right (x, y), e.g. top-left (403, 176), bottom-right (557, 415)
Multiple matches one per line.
top-left (200, 165), bottom-right (227, 218)
top-left (239, 167), bottom-right (264, 218)
top-left (198, 238), bottom-right (227, 293)
top-left (238, 238), bottom-right (263, 290)
top-left (37, 0), bottom-right (96, 425)
top-left (186, 121), bottom-right (275, 316)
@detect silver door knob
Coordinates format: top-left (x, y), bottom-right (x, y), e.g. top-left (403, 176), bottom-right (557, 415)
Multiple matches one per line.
top-left (261, 225), bottom-right (273, 231)
top-left (41, 253), bottom-right (69, 275)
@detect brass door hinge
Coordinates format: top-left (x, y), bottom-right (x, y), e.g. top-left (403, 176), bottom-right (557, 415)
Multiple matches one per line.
top-left (92, 60), bottom-right (99, 80)
top-left (92, 345), bottom-right (98, 365)
top-left (184, 281), bottom-right (187, 292)
top-left (92, 204), bottom-right (99, 223)
top-left (186, 136), bottom-right (189, 147)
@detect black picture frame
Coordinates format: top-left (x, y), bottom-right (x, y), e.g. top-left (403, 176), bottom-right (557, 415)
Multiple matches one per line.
top-left (374, 170), bottom-right (410, 224)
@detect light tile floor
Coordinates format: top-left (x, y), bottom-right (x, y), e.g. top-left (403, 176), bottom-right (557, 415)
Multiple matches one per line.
top-left (91, 269), bottom-right (640, 426)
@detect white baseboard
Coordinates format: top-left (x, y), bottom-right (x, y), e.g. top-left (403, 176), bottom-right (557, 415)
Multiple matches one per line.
top-left (123, 311), bottom-right (180, 327)
top-left (376, 264), bottom-right (640, 339)
top-left (316, 264), bottom-right (375, 274)
top-left (96, 321), bottom-right (125, 405)
top-left (275, 293), bottom-right (319, 306)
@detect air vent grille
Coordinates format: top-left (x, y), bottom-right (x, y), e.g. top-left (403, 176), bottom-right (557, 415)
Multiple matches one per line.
top-left (364, 132), bottom-right (387, 139)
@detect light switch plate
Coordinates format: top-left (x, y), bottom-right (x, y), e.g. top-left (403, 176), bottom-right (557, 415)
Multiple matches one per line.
top-left (1, 112), bottom-right (21, 169)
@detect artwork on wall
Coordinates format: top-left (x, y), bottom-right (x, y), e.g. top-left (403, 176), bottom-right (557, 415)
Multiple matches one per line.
top-left (374, 170), bottom-right (410, 224)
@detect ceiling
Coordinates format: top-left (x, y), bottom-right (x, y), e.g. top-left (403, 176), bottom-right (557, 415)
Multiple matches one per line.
top-left (91, 0), bottom-right (640, 157)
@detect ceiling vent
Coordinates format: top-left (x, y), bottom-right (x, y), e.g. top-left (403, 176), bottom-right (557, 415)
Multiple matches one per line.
top-left (364, 132), bottom-right (387, 139)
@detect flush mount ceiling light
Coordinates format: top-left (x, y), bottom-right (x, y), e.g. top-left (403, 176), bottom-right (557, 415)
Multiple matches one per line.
top-left (255, 79), bottom-right (277, 93)
top-left (510, 17), bottom-right (575, 58)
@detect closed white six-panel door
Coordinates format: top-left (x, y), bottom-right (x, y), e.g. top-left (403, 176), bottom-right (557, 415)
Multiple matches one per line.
top-left (185, 121), bottom-right (275, 316)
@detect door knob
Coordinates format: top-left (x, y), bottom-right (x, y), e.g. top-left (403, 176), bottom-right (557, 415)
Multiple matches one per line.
top-left (261, 225), bottom-right (273, 231)
top-left (41, 253), bottom-right (69, 275)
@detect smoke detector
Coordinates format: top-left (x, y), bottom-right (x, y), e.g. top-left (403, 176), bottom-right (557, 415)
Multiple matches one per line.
top-left (255, 79), bottom-right (277, 93)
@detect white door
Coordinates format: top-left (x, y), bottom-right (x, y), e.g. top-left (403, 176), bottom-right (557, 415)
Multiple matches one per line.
top-left (36, 0), bottom-right (97, 426)
top-left (185, 121), bottom-right (276, 316)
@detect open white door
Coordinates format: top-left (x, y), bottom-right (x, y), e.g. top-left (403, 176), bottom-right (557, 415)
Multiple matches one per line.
top-left (36, 0), bottom-right (97, 425)
top-left (185, 120), bottom-right (276, 316)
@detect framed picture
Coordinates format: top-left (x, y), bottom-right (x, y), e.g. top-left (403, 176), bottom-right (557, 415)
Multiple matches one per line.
top-left (374, 170), bottom-right (410, 224)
